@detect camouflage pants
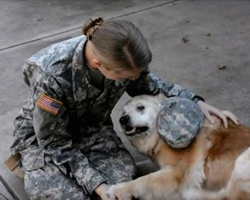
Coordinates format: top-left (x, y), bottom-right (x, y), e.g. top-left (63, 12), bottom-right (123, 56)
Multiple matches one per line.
top-left (23, 130), bottom-right (136, 200)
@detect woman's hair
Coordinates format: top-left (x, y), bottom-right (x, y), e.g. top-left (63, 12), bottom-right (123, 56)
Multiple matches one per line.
top-left (83, 17), bottom-right (152, 71)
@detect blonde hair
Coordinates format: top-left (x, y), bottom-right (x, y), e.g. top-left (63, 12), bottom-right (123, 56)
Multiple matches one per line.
top-left (83, 17), bottom-right (152, 71)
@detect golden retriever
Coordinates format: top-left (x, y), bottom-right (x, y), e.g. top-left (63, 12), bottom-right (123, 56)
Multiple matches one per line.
top-left (107, 94), bottom-right (250, 200)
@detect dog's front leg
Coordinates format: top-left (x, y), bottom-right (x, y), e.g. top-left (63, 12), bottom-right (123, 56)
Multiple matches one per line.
top-left (107, 167), bottom-right (183, 200)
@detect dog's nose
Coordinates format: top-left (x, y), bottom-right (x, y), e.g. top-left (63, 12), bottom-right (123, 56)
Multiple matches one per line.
top-left (119, 115), bottom-right (130, 125)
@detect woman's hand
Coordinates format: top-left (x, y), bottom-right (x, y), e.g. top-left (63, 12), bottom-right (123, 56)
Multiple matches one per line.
top-left (112, 189), bottom-right (132, 200)
top-left (95, 183), bottom-right (132, 200)
top-left (197, 101), bottom-right (239, 128)
top-left (95, 183), bottom-right (115, 200)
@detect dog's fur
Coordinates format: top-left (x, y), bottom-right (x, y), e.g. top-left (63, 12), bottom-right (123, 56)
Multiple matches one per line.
top-left (108, 94), bottom-right (250, 200)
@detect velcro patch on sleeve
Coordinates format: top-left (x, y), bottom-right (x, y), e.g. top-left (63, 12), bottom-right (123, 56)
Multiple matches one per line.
top-left (36, 93), bottom-right (62, 115)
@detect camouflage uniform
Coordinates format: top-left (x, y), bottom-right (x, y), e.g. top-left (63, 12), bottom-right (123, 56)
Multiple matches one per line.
top-left (10, 35), bottom-right (203, 200)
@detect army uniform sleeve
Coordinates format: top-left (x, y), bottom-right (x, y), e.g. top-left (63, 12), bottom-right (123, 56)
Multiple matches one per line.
top-left (126, 70), bottom-right (204, 103)
top-left (30, 67), bottom-right (106, 195)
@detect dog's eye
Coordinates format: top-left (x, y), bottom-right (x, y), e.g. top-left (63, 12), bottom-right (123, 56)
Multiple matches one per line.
top-left (137, 105), bottom-right (145, 111)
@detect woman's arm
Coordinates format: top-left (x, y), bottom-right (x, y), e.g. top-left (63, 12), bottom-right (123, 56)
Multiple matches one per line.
top-left (126, 70), bottom-right (238, 128)
top-left (31, 68), bottom-right (106, 196)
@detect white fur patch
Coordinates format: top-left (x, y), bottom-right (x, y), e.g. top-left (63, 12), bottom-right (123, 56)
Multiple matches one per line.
top-left (230, 147), bottom-right (250, 192)
top-left (184, 161), bottom-right (205, 188)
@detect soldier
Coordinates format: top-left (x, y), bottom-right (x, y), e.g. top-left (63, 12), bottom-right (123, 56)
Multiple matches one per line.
top-left (10, 17), bottom-right (238, 200)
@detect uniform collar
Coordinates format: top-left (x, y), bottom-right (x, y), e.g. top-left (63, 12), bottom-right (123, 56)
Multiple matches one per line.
top-left (72, 36), bottom-right (90, 102)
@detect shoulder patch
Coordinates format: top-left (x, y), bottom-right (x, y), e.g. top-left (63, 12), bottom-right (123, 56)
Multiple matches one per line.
top-left (36, 93), bottom-right (62, 115)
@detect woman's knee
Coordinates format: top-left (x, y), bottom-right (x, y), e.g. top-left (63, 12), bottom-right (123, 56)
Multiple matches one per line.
top-left (24, 169), bottom-right (47, 200)
top-left (24, 169), bottom-right (87, 200)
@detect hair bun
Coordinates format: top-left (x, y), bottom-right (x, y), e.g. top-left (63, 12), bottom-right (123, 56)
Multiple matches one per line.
top-left (83, 17), bottom-right (104, 39)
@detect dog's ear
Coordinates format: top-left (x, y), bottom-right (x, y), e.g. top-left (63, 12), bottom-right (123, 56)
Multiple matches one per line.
top-left (156, 92), bottom-right (167, 104)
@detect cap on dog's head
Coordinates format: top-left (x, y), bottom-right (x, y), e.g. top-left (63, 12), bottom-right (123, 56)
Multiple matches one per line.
top-left (157, 97), bottom-right (205, 148)
top-left (120, 95), bottom-right (205, 148)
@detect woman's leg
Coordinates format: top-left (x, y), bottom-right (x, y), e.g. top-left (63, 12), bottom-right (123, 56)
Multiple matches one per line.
top-left (24, 161), bottom-right (89, 200)
top-left (86, 128), bottom-right (136, 185)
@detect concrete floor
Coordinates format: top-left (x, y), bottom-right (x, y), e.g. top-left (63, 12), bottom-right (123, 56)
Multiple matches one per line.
top-left (0, 0), bottom-right (250, 199)
top-left (0, 181), bottom-right (14, 200)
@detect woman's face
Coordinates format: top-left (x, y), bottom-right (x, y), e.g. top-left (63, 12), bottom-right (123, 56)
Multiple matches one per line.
top-left (86, 41), bottom-right (144, 81)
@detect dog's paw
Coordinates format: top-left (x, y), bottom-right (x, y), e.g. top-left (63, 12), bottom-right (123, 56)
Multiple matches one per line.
top-left (107, 184), bottom-right (132, 199)
top-left (182, 188), bottom-right (201, 200)
top-left (107, 185), bottom-right (118, 199)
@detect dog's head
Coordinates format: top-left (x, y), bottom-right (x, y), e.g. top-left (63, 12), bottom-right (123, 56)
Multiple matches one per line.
top-left (119, 94), bottom-right (165, 137)
top-left (120, 94), bottom-right (205, 149)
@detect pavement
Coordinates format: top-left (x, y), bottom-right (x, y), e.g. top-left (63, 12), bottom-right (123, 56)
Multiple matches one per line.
top-left (0, 0), bottom-right (250, 199)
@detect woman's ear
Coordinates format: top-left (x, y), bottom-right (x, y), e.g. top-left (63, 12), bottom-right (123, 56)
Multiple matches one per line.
top-left (91, 58), bottom-right (102, 69)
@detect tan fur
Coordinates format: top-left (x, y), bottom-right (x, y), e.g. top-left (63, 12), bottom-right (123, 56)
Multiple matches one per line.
top-left (107, 95), bottom-right (250, 200)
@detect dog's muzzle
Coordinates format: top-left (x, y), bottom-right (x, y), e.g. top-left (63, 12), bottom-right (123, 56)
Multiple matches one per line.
top-left (119, 115), bottom-right (133, 131)
top-left (119, 115), bottom-right (149, 136)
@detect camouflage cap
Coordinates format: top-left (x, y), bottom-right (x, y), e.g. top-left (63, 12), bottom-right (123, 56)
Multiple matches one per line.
top-left (157, 97), bottom-right (205, 149)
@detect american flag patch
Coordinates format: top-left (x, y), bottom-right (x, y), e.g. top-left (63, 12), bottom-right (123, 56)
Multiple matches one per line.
top-left (36, 93), bottom-right (62, 115)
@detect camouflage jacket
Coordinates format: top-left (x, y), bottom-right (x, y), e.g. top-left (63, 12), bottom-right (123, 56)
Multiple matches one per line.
top-left (11, 35), bottom-right (203, 194)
